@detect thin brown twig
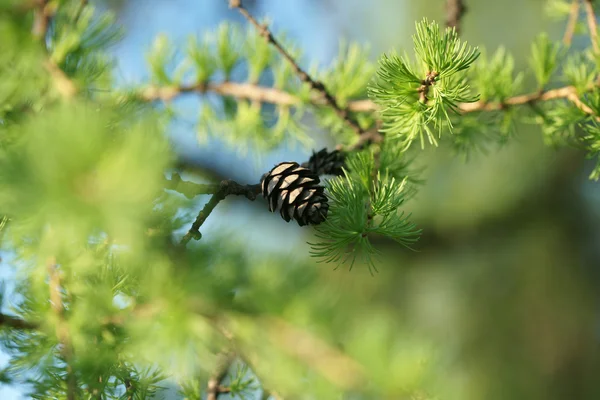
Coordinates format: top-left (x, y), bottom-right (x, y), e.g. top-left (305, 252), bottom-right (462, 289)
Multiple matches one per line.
top-left (445, 0), bottom-right (467, 35)
top-left (584, 0), bottom-right (600, 54)
top-left (140, 82), bottom-right (299, 106)
top-left (228, 0), bottom-right (365, 137)
top-left (142, 79), bottom-right (599, 120)
top-left (563, 0), bottom-right (581, 46)
top-left (47, 257), bottom-right (77, 400)
top-left (459, 84), bottom-right (597, 116)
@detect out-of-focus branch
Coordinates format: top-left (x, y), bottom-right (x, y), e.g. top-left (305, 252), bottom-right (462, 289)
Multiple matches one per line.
top-left (140, 82), bottom-right (299, 106)
top-left (73, 0), bottom-right (88, 22)
top-left (0, 313), bottom-right (37, 330)
top-left (228, 0), bottom-right (367, 138)
top-left (207, 353), bottom-right (234, 400)
top-left (445, 0), bottom-right (467, 35)
top-left (31, 0), bottom-right (79, 98)
top-left (563, 0), bottom-right (580, 46)
top-left (47, 258), bottom-right (77, 400)
top-left (583, 0), bottom-right (599, 53)
top-left (44, 60), bottom-right (77, 98)
top-left (32, 0), bottom-right (52, 39)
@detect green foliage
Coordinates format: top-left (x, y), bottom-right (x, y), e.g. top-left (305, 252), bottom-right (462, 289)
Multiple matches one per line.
top-left (470, 47), bottom-right (523, 103)
top-left (369, 19), bottom-right (479, 150)
top-left (529, 33), bottom-right (563, 88)
top-left (51, 3), bottom-right (122, 88)
top-left (2, 1), bottom-right (600, 399)
top-left (581, 120), bottom-right (600, 180)
top-left (314, 41), bottom-right (377, 143)
top-left (310, 151), bottom-right (421, 273)
top-left (0, 19), bottom-right (48, 123)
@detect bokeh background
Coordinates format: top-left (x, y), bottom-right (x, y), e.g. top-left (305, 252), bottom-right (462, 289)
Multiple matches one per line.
top-left (3, 0), bottom-right (600, 398)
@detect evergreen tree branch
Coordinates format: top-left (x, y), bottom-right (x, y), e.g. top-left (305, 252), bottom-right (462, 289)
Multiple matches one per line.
top-left (206, 353), bottom-right (234, 400)
top-left (584, 0), bottom-right (599, 54)
top-left (32, 0), bottom-right (52, 40)
top-left (352, 85), bottom-right (600, 116)
top-left (141, 80), bottom-right (600, 121)
top-left (44, 60), bottom-right (78, 99)
top-left (140, 82), bottom-right (300, 106)
top-left (47, 258), bottom-right (77, 400)
top-left (179, 179), bottom-right (261, 245)
top-left (459, 84), bottom-right (596, 116)
top-left (31, 1), bottom-right (78, 98)
top-left (73, 0), bottom-right (88, 23)
top-left (141, 81), bottom-right (382, 148)
top-left (0, 313), bottom-right (37, 330)
top-left (446, 0), bottom-right (467, 35)
top-left (228, 0), bottom-right (367, 137)
top-left (139, 81), bottom-right (373, 114)
top-left (563, 0), bottom-right (580, 46)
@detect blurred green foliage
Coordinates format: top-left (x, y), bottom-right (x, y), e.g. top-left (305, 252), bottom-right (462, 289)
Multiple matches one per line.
top-left (0, 0), bottom-right (599, 399)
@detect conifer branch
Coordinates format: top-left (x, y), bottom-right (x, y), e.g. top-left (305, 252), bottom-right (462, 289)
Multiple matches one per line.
top-left (179, 178), bottom-right (261, 245)
top-left (32, 0), bottom-right (52, 40)
top-left (446, 0), bottom-right (467, 35)
top-left (139, 81), bottom-right (372, 113)
top-left (563, 0), bottom-right (580, 46)
top-left (228, 0), bottom-right (366, 137)
top-left (31, 0), bottom-right (78, 98)
top-left (47, 258), bottom-right (77, 400)
top-left (44, 60), bottom-right (78, 99)
top-left (0, 313), bottom-right (37, 330)
top-left (207, 353), bottom-right (234, 400)
top-left (584, 0), bottom-right (599, 54)
top-left (72, 0), bottom-right (88, 23)
top-left (459, 84), bottom-right (597, 116)
top-left (141, 79), bottom-right (600, 124)
top-left (140, 82), bottom-right (300, 106)
top-left (351, 85), bottom-right (600, 117)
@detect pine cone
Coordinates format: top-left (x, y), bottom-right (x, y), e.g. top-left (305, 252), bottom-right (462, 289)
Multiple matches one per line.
top-left (301, 148), bottom-right (346, 176)
top-left (261, 162), bottom-right (329, 226)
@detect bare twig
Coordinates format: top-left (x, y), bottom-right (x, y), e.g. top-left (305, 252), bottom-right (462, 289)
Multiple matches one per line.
top-left (140, 82), bottom-right (299, 106)
top-left (47, 258), bottom-right (77, 400)
top-left (459, 84), bottom-right (597, 116)
top-left (446, 0), bottom-right (467, 35)
top-left (228, 0), bottom-right (365, 137)
top-left (179, 179), bottom-right (261, 245)
top-left (584, 0), bottom-right (599, 53)
top-left (563, 0), bottom-right (581, 46)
